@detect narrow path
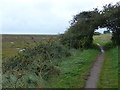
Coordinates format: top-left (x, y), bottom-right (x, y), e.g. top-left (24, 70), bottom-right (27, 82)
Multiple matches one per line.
top-left (84, 43), bottom-right (105, 88)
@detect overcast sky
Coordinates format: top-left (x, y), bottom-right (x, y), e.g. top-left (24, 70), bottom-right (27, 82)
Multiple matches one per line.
top-left (0, 0), bottom-right (119, 34)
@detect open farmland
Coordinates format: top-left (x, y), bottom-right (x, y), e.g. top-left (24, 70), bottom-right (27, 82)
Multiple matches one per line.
top-left (2, 34), bottom-right (58, 58)
top-left (93, 34), bottom-right (112, 46)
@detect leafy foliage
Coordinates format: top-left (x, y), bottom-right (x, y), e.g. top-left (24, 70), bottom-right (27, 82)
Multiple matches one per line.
top-left (2, 39), bottom-right (71, 88)
top-left (94, 32), bottom-right (101, 35)
top-left (61, 3), bottom-right (120, 49)
top-left (100, 3), bottom-right (120, 45)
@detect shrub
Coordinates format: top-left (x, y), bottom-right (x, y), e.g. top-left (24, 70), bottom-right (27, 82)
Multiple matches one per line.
top-left (94, 32), bottom-right (101, 35)
top-left (2, 39), bottom-right (71, 88)
top-left (103, 41), bottom-right (114, 50)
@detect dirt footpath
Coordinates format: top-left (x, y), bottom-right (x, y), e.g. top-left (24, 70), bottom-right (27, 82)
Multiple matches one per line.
top-left (84, 44), bottom-right (105, 88)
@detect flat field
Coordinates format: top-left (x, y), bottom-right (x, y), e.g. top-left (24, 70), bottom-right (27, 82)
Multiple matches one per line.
top-left (2, 34), bottom-right (58, 58)
top-left (93, 34), bottom-right (112, 45)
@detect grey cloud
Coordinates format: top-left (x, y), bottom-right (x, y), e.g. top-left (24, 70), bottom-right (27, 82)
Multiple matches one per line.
top-left (1, 0), bottom-right (119, 34)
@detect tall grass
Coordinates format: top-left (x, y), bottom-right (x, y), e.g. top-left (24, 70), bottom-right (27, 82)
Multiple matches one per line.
top-left (47, 49), bottom-right (100, 88)
top-left (98, 47), bottom-right (118, 88)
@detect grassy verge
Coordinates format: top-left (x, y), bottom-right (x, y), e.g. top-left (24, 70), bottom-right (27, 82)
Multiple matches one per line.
top-left (98, 47), bottom-right (118, 88)
top-left (47, 49), bottom-right (100, 88)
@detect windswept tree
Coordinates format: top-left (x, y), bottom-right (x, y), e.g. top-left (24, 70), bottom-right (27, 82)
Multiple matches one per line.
top-left (101, 3), bottom-right (120, 45)
top-left (61, 9), bottom-right (100, 49)
top-left (61, 2), bottom-right (120, 49)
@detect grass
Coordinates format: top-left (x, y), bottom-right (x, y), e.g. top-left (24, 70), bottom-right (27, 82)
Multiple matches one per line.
top-left (2, 34), bottom-right (58, 58)
top-left (93, 34), bottom-right (112, 46)
top-left (94, 34), bottom-right (118, 88)
top-left (2, 34), bottom-right (101, 88)
top-left (98, 47), bottom-right (119, 88)
top-left (3, 33), bottom-right (117, 88)
top-left (47, 49), bottom-right (100, 88)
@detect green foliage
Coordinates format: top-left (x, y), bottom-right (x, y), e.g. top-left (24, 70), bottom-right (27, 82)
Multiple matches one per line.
top-left (3, 72), bottom-right (45, 88)
top-left (61, 3), bottom-right (120, 49)
top-left (103, 41), bottom-right (114, 50)
top-left (2, 2), bottom-right (120, 88)
top-left (91, 43), bottom-right (99, 50)
top-left (48, 49), bottom-right (100, 88)
top-left (101, 3), bottom-right (120, 45)
top-left (2, 39), bottom-right (71, 88)
top-left (94, 32), bottom-right (101, 35)
top-left (61, 8), bottom-right (101, 49)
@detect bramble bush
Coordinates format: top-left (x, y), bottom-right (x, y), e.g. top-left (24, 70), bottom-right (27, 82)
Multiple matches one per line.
top-left (2, 39), bottom-right (71, 88)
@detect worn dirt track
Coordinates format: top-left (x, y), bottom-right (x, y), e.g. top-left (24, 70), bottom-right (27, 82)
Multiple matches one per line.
top-left (84, 44), bottom-right (105, 88)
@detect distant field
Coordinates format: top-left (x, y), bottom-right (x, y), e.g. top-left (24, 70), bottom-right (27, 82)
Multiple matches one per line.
top-left (93, 34), bottom-right (112, 40)
top-left (2, 34), bottom-right (112, 58)
top-left (2, 34), bottom-right (58, 58)
top-left (93, 34), bottom-right (112, 46)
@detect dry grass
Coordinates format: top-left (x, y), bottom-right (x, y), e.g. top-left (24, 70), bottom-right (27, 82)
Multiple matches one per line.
top-left (93, 34), bottom-right (112, 46)
top-left (93, 34), bottom-right (112, 41)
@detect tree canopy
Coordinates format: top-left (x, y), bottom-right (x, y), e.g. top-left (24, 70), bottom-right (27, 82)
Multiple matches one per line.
top-left (61, 3), bottom-right (120, 49)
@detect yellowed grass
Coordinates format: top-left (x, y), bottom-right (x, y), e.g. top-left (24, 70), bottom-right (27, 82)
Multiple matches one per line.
top-left (93, 34), bottom-right (112, 41)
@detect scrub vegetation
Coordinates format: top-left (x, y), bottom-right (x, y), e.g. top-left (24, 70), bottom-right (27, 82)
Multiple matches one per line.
top-left (2, 2), bottom-right (119, 88)
top-left (48, 49), bottom-right (99, 88)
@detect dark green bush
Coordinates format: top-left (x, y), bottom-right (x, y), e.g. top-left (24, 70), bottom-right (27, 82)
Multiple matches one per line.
top-left (103, 41), bottom-right (114, 50)
top-left (94, 32), bottom-right (101, 35)
top-left (2, 39), bottom-right (71, 88)
top-left (91, 43), bottom-right (100, 50)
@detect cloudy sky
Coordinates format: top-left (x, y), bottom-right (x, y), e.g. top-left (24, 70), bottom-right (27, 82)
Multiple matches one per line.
top-left (0, 0), bottom-right (119, 34)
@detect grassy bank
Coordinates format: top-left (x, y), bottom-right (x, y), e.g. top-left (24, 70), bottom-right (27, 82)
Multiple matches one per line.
top-left (47, 49), bottom-right (100, 88)
top-left (98, 47), bottom-right (118, 88)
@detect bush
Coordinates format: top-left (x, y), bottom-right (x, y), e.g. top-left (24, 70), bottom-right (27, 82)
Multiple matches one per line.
top-left (91, 43), bottom-right (100, 50)
top-left (103, 41), bottom-right (114, 50)
top-left (2, 39), bottom-right (71, 88)
top-left (94, 32), bottom-right (101, 35)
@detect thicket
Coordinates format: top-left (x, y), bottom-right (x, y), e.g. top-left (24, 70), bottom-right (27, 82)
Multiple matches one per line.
top-left (94, 32), bottom-right (101, 35)
top-left (2, 39), bottom-right (71, 88)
